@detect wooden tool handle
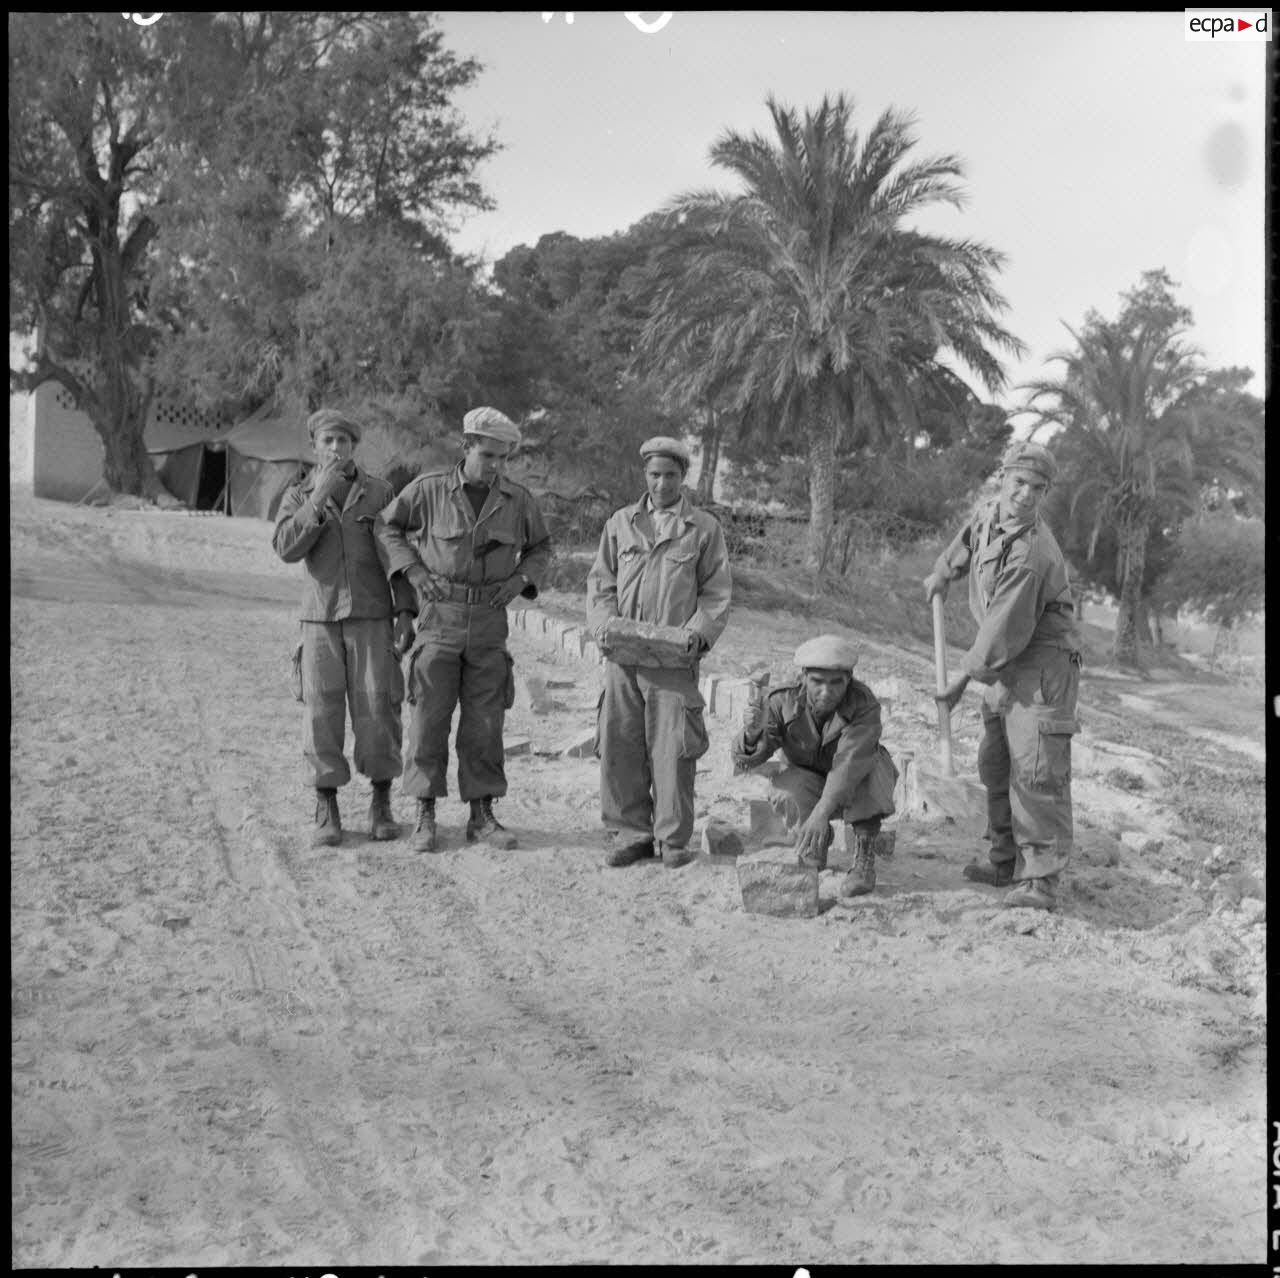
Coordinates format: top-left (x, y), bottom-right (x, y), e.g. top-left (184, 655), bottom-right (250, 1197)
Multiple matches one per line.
top-left (931, 594), bottom-right (955, 776)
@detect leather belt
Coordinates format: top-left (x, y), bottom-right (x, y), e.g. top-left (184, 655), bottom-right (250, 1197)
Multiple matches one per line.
top-left (440, 580), bottom-right (488, 604)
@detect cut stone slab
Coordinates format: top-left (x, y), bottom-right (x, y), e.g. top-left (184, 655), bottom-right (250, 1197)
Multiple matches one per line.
top-left (555, 729), bottom-right (597, 759)
top-left (504, 735), bottom-right (531, 757)
top-left (515, 675), bottom-right (556, 714)
top-left (701, 820), bottom-right (745, 858)
top-left (737, 849), bottom-right (819, 918)
top-left (895, 751), bottom-right (984, 822)
top-left (748, 799), bottom-right (793, 847)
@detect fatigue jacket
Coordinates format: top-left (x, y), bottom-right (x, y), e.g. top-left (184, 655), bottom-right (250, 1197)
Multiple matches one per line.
top-left (273, 466), bottom-right (413, 621)
top-left (733, 680), bottom-right (887, 807)
top-left (933, 500), bottom-right (1080, 683)
top-left (586, 494), bottom-right (732, 650)
top-left (374, 465), bottom-right (552, 597)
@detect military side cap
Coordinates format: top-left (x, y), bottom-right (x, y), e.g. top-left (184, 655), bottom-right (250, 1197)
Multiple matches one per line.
top-left (639, 435), bottom-right (691, 471)
top-left (1000, 439), bottom-right (1056, 484)
top-left (307, 408), bottom-right (362, 443)
top-left (794, 634), bottom-right (859, 672)
top-left (463, 406), bottom-right (521, 446)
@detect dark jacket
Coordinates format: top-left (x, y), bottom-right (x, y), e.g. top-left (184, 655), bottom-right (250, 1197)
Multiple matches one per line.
top-left (732, 678), bottom-right (892, 805)
top-left (273, 466), bottom-right (413, 621)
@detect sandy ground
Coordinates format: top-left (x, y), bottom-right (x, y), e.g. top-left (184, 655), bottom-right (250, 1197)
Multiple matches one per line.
top-left (9, 492), bottom-right (1266, 1267)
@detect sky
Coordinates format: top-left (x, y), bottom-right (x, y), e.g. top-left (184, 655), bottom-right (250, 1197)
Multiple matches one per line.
top-left (434, 10), bottom-right (1270, 412)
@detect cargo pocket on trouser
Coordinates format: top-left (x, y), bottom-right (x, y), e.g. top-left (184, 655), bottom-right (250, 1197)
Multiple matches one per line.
top-left (1033, 715), bottom-right (1076, 795)
top-left (503, 650), bottom-right (516, 710)
top-left (592, 690), bottom-right (605, 760)
top-left (403, 644), bottom-right (422, 707)
top-left (290, 640), bottom-right (305, 703)
top-left (678, 700), bottom-right (710, 761)
top-left (387, 627), bottom-right (405, 709)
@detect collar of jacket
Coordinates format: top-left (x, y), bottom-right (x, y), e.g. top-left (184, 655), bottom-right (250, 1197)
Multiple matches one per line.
top-left (783, 684), bottom-right (860, 745)
top-left (447, 462), bottom-right (518, 500)
top-left (629, 493), bottom-right (693, 525)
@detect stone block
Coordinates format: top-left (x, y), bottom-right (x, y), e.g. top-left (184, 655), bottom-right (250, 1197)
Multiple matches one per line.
top-left (504, 735), bottom-right (531, 757)
top-left (556, 729), bottom-right (598, 759)
top-left (515, 675), bottom-right (556, 714)
top-left (737, 849), bottom-right (819, 918)
top-left (701, 820), bottom-right (745, 858)
top-left (560, 626), bottom-right (583, 656)
top-left (748, 798), bottom-right (792, 847)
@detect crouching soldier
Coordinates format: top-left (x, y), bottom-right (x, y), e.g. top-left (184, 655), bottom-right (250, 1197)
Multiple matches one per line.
top-left (732, 635), bottom-right (898, 901)
top-left (273, 409), bottom-right (415, 847)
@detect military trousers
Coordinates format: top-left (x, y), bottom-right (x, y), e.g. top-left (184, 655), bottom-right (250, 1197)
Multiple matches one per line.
top-left (762, 748), bottom-right (898, 835)
top-left (596, 662), bottom-right (709, 848)
top-left (977, 644), bottom-right (1079, 880)
top-left (402, 600), bottom-right (514, 802)
top-left (300, 618), bottom-right (403, 790)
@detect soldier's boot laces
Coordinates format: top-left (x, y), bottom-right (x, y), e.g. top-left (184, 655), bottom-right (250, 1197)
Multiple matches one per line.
top-left (839, 832), bottom-right (877, 899)
top-left (467, 798), bottom-right (518, 850)
top-left (368, 781), bottom-right (398, 842)
top-left (412, 798), bottom-right (439, 854)
top-left (311, 788), bottom-right (342, 848)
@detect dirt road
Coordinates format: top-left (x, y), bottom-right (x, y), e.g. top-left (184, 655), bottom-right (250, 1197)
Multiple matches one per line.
top-left (9, 496), bottom-right (1265, 1266)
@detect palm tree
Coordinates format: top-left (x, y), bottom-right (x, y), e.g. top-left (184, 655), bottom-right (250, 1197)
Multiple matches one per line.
top-left (1021, 272), bottom-right (1257, 664)
top-left (632, 94), bottom-right (1024, 576)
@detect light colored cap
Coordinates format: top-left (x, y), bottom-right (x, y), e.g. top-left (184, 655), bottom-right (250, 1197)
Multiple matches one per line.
top-left (463, 406), bottom-right (521, 446)
top-left (639, 435), bottom-right (691, 471)
top-left (1000, 439), bottom-right (1056, 484)
top-left (794, 634), bottom-right (859, 672)
top-left (307, 408), bottom-right (361, 443)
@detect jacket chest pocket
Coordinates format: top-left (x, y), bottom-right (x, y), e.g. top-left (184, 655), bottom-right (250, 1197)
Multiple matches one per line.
top-left (616, 543), bottom-right (647, 600)
top-left (976, 543), bottom-right (1004, 605)
top-left (473, 525), bottom-right (519, 579)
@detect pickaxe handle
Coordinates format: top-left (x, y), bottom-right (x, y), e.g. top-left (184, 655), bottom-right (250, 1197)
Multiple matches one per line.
top-left (931, 593), bottom-right (955, 777)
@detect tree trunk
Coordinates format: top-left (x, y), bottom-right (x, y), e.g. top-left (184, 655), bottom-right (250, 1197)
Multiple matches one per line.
top-left (696, 404), bottom-right (721, 504)
top-left (805, 416), bottom-right (836, 581)
top-left (90, 395), bottom-right (167, 498)
top-left (1112, 517), bottom-right (1148, 665)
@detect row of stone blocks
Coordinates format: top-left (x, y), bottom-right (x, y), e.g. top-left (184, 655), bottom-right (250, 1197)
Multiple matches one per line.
top-left (509, 605), bottom-right (762, 723)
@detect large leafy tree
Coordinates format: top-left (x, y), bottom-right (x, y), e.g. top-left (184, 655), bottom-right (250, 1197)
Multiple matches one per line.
top-left (9, 11), bottom-right (498, 497)
top-left (631, 94), bottom-right (1025, 575)
top-left (1024, 270), bottom-right (1262, 664)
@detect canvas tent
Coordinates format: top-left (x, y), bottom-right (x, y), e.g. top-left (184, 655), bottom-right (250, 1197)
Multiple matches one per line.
top-left (148, 402), bottom-right (313, 519)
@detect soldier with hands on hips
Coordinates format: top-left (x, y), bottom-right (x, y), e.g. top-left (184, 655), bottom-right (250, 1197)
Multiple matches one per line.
top-left (375, 406), bottom-right (551, 854)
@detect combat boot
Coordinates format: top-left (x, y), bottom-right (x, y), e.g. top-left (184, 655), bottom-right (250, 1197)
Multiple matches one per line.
top-left (1004, 874), bottom-right (1058, 911)
top-left (368, 780), bottom-right (398, 841)
top-left (659, 840), bottom-right (696, 870)
top-left (412, 798), bottom-right (439, 854)
top-left (311, 787), bottom-right (342, 848)
top-left (962, 858), bottom-right (1015, 887)
top-left (838, 828), bottom-right (877, 899)
top-left (605, 836), bottom-right (655, 867)
top-left (467, 798), bottom-right (518, 850)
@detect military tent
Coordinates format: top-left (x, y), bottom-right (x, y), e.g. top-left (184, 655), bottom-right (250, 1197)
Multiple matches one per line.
top-left (148, 402), bottom-right (314, 519)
